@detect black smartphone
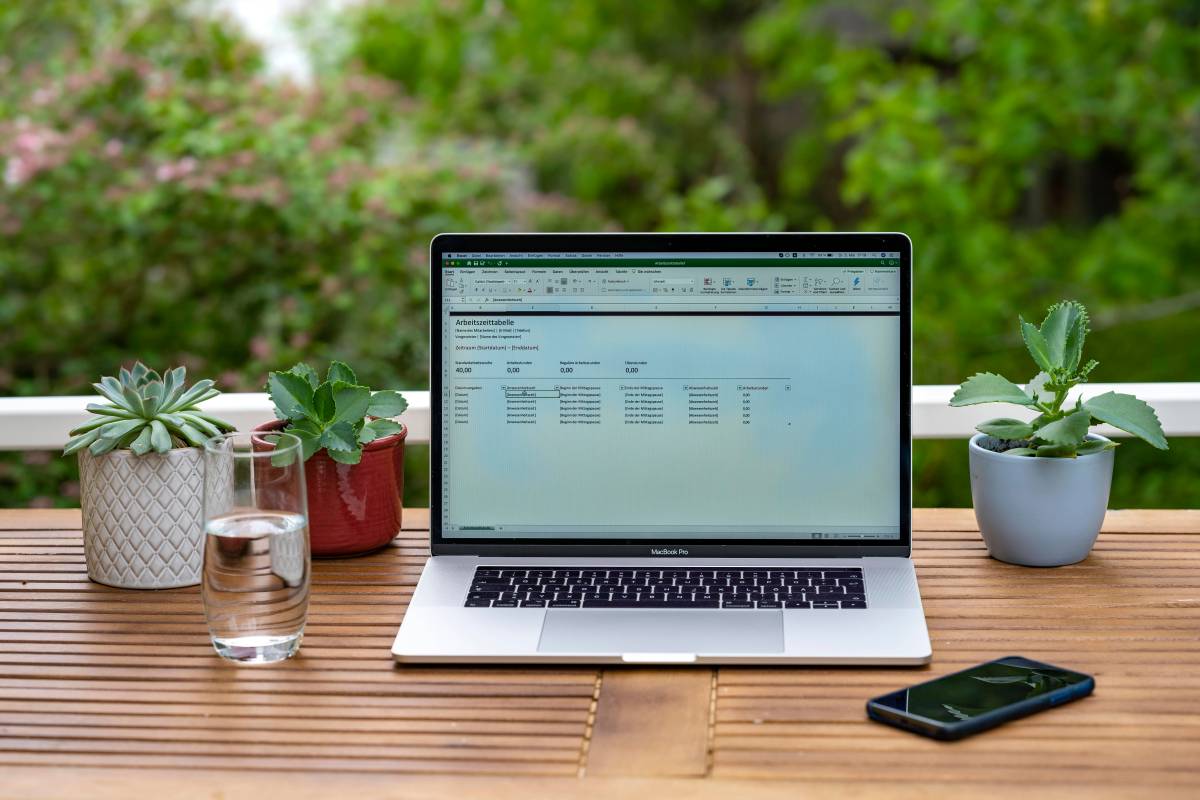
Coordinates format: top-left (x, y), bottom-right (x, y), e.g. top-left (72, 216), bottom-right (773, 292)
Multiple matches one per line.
top-left (866, 655), bottom-right (1094, 740)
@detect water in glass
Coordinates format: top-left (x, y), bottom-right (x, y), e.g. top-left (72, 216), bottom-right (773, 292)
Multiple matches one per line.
top-left (203, 510), bottom-right (310, 663)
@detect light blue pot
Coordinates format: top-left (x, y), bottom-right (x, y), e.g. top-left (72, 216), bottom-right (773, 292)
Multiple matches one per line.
top-left (968, 433), bottom-right (1114, 567)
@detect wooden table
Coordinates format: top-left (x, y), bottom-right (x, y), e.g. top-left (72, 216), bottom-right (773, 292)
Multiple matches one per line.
top-left (1, 508), bottom-right (1198, 798)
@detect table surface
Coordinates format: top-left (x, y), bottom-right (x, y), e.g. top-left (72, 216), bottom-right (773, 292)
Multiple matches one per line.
top-left (1, 507), bottom-right (1198, 799)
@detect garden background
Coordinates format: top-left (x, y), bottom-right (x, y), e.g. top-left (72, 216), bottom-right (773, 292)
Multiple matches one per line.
top-left (2, 0), bottom-right (1197, 509)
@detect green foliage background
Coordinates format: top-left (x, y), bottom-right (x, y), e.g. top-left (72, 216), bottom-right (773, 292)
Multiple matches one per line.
top-left (1, 0), bottom-right (1197, 509)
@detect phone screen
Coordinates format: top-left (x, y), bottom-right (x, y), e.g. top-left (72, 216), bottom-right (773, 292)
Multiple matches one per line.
top-left (872, 656), bottom-right (1091, 724)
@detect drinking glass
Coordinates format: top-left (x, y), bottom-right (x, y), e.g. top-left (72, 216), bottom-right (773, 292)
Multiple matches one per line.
top-left (202, 431), bottom-right (310, 664)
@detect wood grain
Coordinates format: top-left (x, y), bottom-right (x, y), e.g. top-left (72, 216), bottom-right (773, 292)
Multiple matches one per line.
top-left (585, 668), bottom-right (713, 777)
top-left (1, 508), bottom-right (1199, 798)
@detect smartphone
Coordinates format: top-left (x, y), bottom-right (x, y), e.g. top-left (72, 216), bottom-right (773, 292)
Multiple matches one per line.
top-left (866, 655), bottom-right (1094, 740)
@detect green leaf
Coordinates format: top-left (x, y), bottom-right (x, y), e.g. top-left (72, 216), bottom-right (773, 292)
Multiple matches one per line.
top-left (92, 379), bottom-right (129, 409)
top-left (171, 379), bottom-right (217, 412)
top-left (327, 446), bottom-right (363, 465)
top-left (1034, 408), bottom-right (1091, 447)
top-left (286, 363), bottom-right (320, 391)
top-left (1077, 439), bottom-right (1118, 455)
top-left (63, 429), bottom-right (102, 456)
top-left (359, 418), bottom-right (403, 444)
top-left (313, 382), bottom-right (335, 422)
top-left (178, 412), bottom-right (221, 439)
top-left (129, 425), bottom-right (154, 455)
top-left (1058, 302), bottom-right (1090, 372)
top-left (1035, 444), bottom-right (1079, 458)
top-left (149, 420), bottom-right (172, 452)
top-left (268, 371), bottom-right (316, 421)
top-left (332, 382), bottom-right (372, 426)
top-left (1003, 447), bottom-right (1037, 457)
top-left (975, 418), bottom-right (1034, 439)
top-left (85, 403), bottom-right (136, 418)
top-left (327, 361), bottom-right (357, 385)
top-left (69, 417), bottom-right (111, 436)
top-left (96, 418), bottom-right (145, 445)
top-left (88, 436), bottom-right (118, 456)
top-left (174, 422), bottom-right (209, 447)
top-left (1039, 302), bottom-right (1081, 369)
top-left (319, 421), bottom-right (359, 452)
top-left (1020, 317), bottom-right (1054, 373)
top-left (950, 373), bottom-right (1036, 407)
top-left (366, 390), bottom-right (408, 417)
top-left (161, 367), bottom-right (185, 409)
top-left (1084, 392), bottom-right (1168, 450)
top-left (285, 422), bottom-right (322, 461)
top-left (188, 411), bottom-right (235, 432)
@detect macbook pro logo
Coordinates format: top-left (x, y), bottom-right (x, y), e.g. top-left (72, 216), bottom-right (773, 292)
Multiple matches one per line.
top-left (650, 547), bottom-right (689, 556)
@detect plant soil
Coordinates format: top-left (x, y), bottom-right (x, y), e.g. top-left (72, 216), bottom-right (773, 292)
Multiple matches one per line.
top-left (977, 435), bottom-right (1034, 453)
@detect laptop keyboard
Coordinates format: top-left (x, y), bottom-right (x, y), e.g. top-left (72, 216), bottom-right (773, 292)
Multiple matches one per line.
top-left (463, 566), bottom-right (866, 609)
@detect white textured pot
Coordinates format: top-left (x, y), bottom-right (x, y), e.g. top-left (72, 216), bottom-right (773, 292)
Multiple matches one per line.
top-left (968, 433), bottom-right (1114, 567)
top-left (78, 447), bottom-right (206, 589)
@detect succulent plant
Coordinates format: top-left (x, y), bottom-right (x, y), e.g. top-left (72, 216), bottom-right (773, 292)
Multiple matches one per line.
top-left (267, 361), bottom-right (407, 465)
top-left (950, 300), bottom-right (1168, 457)
top-left (63, 363), bottom-right (235, 457)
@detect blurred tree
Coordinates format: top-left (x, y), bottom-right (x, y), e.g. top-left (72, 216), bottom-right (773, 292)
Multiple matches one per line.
top-left (340, 0), bottom-right (779, 231)
top-left (748, 0), bottom-right (1200, 381)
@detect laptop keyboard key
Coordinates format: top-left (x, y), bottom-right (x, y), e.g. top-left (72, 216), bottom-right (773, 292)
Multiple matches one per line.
top-left (471, 583), bottom-right (513, 593)
top-left (464, 599), bottom-right (492, 607)
top-left (840, 601), bottom-right (867, 609)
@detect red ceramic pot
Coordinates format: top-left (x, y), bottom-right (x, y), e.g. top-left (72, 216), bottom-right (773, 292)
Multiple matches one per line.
top-left (253, 419), bottom-right (406, 557)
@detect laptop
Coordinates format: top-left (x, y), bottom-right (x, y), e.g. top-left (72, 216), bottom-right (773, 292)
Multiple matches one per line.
top-left (392, 232), bottom-right (931, 665)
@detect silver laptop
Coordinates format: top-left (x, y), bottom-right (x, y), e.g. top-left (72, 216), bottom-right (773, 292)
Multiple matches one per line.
top-left (392, 232), bottom-right (931, 665)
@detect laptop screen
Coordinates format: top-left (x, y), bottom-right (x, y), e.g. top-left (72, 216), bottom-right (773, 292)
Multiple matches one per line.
top-left (437, 247), bottom-right (904, 543)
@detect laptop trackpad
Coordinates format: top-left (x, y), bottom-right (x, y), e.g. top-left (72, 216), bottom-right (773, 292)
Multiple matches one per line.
top-left (537, 609), bottom-right (784, 655)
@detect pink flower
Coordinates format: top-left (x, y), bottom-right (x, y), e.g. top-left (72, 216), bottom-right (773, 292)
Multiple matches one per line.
top-left (249, 336), bottom-right (273, 360)
top-left (104, 139), bottom-right (123, 158)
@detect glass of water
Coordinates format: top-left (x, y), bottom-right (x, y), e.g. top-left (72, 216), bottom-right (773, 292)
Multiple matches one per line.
top-left (202, 431), bottom-right (309, 664)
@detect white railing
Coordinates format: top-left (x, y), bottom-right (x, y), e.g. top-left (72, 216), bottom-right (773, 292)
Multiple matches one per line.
top-left (0, 392), bottom-right (431, 450)
top-left (0, 384), bottom-right (1197, 450)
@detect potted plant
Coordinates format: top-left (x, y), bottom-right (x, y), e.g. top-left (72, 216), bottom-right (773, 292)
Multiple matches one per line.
top-left (950, 300), bottom-right (1168, 566)
top-left (257, 361), bottom-right (408, 557)
top-left (63, 363), bottom-right (236, 588)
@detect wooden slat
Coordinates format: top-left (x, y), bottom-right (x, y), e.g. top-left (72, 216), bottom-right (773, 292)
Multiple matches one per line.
top-left (1, 507), bottom-right (1198, 797)
top-left (584, 669), bottom-right (712, 777)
